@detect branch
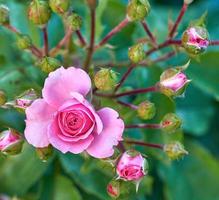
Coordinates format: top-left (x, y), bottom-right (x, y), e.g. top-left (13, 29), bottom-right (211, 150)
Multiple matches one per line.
top-left (141, 21), bottom-right (157, 45)
top-left (116, 100), bottom-right (138, 110)
top-left (42, 26), bottom-right (49, 56)
top-left (124, 139), bottom-right (163, 149)
top-left (125, 123), bottom-right (161, 129)
top-left (75, 30), bottom-right (87, 46)
top-left (209, 40), bottom-right (219, 46)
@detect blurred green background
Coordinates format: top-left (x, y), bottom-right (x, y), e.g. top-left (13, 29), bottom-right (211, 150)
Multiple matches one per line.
top-left (0, 0), bottom-right (219, 199)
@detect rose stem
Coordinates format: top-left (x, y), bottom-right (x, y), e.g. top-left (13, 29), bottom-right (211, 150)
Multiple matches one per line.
top-left (84, 8), bottom-right (96, 72)
top-left (42, 26), bottom-right (49, 56)
top-left (95, 17), bottom-right (129, 50)
top-left (168, 3), bottom-right (188, 39)
top-left (125, 123), bottom-right (161, 129)
top-left (75, 30), bottom-right (87, 47)
top-left (209, 40), bottom-right (219, 45)
top-left (141, 21), bottom-right (157, 45)
top-left (4, 24), bottom-right (42, 58)
top-left (94, 86), bottom-right (157, 98)
top-left (50, 28), bottom-right (73, 56)
top-left (114, 64), bottom-right (136, 92)
top-left (124, 139), bottom-right (163, 149)
top-left (118, 142), bottom-right (126, 153)
top-left (116, 100), bottom-right (138, 110)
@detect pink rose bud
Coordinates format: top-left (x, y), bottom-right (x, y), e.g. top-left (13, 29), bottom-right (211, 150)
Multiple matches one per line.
top-left (107, 180), bottom-right (120, 198)
top-left (0, 129), bottom-right (23, 155)
top-left (182, 26), bottom-right (209, 55)
top-left (158, 63), bottom-right (191, 97)
top-left (116, 150), bottom-right (147, 181)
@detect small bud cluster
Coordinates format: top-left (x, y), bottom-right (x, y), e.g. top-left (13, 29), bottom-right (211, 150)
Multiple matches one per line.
top-left (37, 57), bottom-right (61, 73)
top-left (0, 4), bottom-right (9, 25)
top-left (128, 43), bottom-right (145, 63)
top-left (137, 100), bottom-right (156, 120)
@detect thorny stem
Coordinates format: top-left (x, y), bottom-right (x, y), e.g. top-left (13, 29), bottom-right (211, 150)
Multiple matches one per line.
top-left (50, 29), bottom-right (73, 56)
top-left (116, 100), bottom-right (138, 110)
top-left (168, 3), bottom-right (188, 39)
top-left (125, 123), bottom-right (161, 129)
top-left (42, 26), bottom-right (49, 56)
top-left (124, 139), bottom-right (164, 149)
top-left (94, 86), bottom-right (157, 98)
top-left (141, 21), bottom-right (157, 45)
top-left (75, 30), bottom-right (87, 47)
top-left (84, 8), bottom-right (96, 72)
top-left (95, 17), bottom-right (129, 50)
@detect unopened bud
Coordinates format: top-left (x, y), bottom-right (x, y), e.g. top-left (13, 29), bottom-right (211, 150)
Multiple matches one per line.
top-left (28, 0), bottom-right (51, 25)
top-left (137, 100), bottom-right (156, 120)
top-left (184, 0), bottom-right (194, 4)
top-left (182, 26), bottom-right (209, 55)
top-left (161, 113), bottom-right (182, 133)
top-left (0, 4), bottom-right (9, 25)
top-left (107, 180), bottom-right (120, 198)
top-left (49, 0), bottom-right (70, 15)
top-left (86, 0), bottom-right (99, 9)
top-left (128, 43), bottom-right (145, 63)
top-left (38, 57), bottom-right (61, 73)
top-left (16, 34), bottom-right (32, 50)
top-left (0, 90), bottom-right (6, 106)
top-left (94, 69), bottom-right (118, 91)
top-left (66, 13), bottom-right (82, 31)
top-left (127, 0), bottom-right (151, 22)
top-left (36, 145), bottom-right (53, 162)
top-left (158, 62), bottom-right (191, 97)
top-left (164, 141), bottom-right (188, 160)
top-left (0, 129), bottom-right (23, 155)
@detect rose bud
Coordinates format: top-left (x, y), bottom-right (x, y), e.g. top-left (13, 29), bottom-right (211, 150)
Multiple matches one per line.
top-left (164, 141), bottom-right (188, 160)
top-left (107, 180), bottom-right (120, 198)
top-left (0, 129), bottom-right (23, 155)
top-left (161, 113), bottom-right (182, 133)
top-left (94, 68), bottom-right (118, 91)
top-left (137, 100), bottom-right (156, 120)
top-left (128, 43), bottom-right (145, 63)
top-left (37, 57), bottom-right (61, 73)
top-left (0, 90), bottom-right (6, 106)
top-left (158, 64), bottom-right (191, 97)
top-left (127, 0), bottom-right (151, 22)
top-left (28, 0), bottom-right (51, 25)
top-left (182, 26), bottom-right (209, 55)
top-left (36, 145), bottom-right (53, 162)
top-left (116, 150), bottom-right (148, 182)
top-left (16, 34), bottom-right (32, 50)
top-left (0, 4), bottom-right (9, 25)
top-left (86, 0), bottom-right (99, 9)
top-left (49, 0), bottom-right (70, 15)
top-left (66, 13), bottom-right (82, 31)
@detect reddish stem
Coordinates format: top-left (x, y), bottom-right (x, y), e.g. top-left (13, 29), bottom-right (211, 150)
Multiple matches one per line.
top-left (116, 100), bottom-right (138, 110)
top-left (42, 26), bottom-right (49, 56)
top-left (4, 24), bottom-right (20, 34)
top-left (124, 139), bottom-right (163, 149)
top-left (141, 21), bottom-right (157, 45)
top-left (125, 123), bottom-right (161, 129)
top-left (168, 3), bottom-right (188, 39)
top-left (209, 40), bottom-right (219, 46)
top-left (75, 30), bottom-right (87, 47)
top-left (95, 18), bottom-right (129, 50)
top-left (95, 86), bottom-right (157, 98)
top-left (153, 50), bottom-right (176, 63)
top-left (84, 8), bottom-right (96, 72)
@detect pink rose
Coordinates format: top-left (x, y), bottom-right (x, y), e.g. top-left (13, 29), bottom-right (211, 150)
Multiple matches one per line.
top-left (24, 67), bottom-right (124, 158)
top-left (116, 150), bottom-right (146, 181)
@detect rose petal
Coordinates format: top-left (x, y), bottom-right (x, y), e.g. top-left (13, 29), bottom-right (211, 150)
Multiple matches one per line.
top-left (42, 67), bottom-right (91, 108)
top-left (24, 99), bottom-right (55, 148)
top-left (48, 120), bottom-right (94, 153)
top-left (87, 108), bottom-right (124, 158)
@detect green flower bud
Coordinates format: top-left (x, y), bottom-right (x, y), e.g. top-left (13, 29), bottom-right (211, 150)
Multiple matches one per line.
top-left (164, 141), bottom-right (188, 160)
top-left (36, 145), bottom-right (53, 162)
top-left (127, 0), bottom-right (151, 22)
top-left (16, 34), bottom-right (32, 50)
top-left (0, 90), bottom-right (6, 106)
top-left (28, 0), bottom-right (51, 25)
top-left (94, 69), bottom-right (118, 91)
top-left (66, 13), bottom-right (82, 31)
top-left (107, 180), bottom-right (120, 198)
top-left (137, 100), bottom-right (156, 120)
top-left (128, 43), bottom-right (145, 63)
top-left (0, 4), bottom-right (9, 25)
top-left (86, 0), bottom-right (99, 9)
top-left (49, 0), bottom-right (70, 15)
top-left (0, 129), bottom-right (24, 156)
top-left (161, 113), bottom-right (182, 133)
top-left (38, 57), bottom-right (61, 73)
top-left (182, 26), bottom-right (209, 55)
